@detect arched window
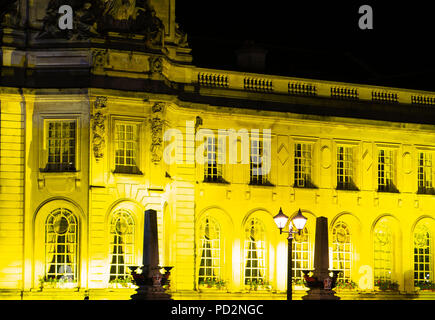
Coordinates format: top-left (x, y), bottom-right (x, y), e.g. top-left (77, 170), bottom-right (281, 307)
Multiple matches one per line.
top-left (198, 217), bottom-right (221, 285)
top-left (109, 209), bottom-right (135, 281)
top-left (292, 227), bottom-right (310, 284)
top-left (374, 219), bottom-right (393, 281)
top-left (45, 208), bottom-right (78, 282)
top-left (331, 221), bottom-right (352, 282)
top-left (414, 223), bottom-right (432, 285)
top-left (244, 218), bottom-right (266, 286)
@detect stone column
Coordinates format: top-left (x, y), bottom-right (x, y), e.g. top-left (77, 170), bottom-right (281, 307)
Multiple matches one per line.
top-left (313, 217), bottom-right (330, 281)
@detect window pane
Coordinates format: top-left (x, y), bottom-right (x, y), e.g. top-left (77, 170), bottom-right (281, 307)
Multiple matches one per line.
top-left (250, 139), bottom-right (269, 185)
top-left (292, 227), bottom-right (311, 284)
top-left (337, 146), bottom-right (355, 190)
top-left (414, 223), bottom-right (432, 285)
top-left (378, 149), bottom-right (395, 192)
top-left (294, 143), bottom-right (312, 187)
top-left (46, 120), bottom-right (76, 172)
top-left (115, 123), bottom-right (139, 174)
top-left (109, 209), bottom-right (135, 281)
top-left (331, 221), bottom-right (352, 282)
top-left (244, 218), bottom-right (267, 286)
top-left (198, 217), bottom-right (221, 285)
top-left (45, 208), bottom-right (78, 282)
top-left (374, 220), bottom-right (393, 282)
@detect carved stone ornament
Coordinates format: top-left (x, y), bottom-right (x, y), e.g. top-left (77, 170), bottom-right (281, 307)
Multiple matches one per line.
top-left (150, 102), bottom-right (165, 164)
top-left (92, 96), bottom-right (108, 161)
top-left (149, 56), bottom-right (163, 74)
top-left (92, 49), bottom-right (109, 69)
top-left (37, 0), bottom-right (165, 47)
top-left (0, 0), bottom-right (20, 28)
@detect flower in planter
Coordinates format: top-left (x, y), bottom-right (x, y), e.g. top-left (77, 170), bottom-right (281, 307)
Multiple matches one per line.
top-left (199, 278), bottom-right (226, 290)
top-left (415, 281), bottom-right (435, 291)
top-left (335, 279), bottom-right (358, 290)
top-left (375, 279), bottom-right (399, 291)
top-left (109, 276), bottom-right (133, 288)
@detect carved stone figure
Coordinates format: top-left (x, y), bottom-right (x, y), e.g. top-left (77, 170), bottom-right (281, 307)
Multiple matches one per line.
top-left (36, 0), bottom-right (165, 47)
top-left (150, 103), bottom-right (165, 164)
top-left (174, 23), bottom-right (188, 48)
top-left (0, 0), bottom-right (20, 28)
top-left (92, 97), bottom-right (108, 161)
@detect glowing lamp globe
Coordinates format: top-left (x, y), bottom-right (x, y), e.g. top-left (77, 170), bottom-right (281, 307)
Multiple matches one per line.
top-left (292, 209), bottom-right (307, 231)
top-left (273, 208), bottom-right (289, 230)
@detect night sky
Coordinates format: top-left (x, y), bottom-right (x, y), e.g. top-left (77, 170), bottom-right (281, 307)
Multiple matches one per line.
top-left (176, 1), bottom-right (435, 91)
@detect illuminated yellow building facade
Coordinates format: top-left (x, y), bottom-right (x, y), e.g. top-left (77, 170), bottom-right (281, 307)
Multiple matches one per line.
top-left (2, 0), bottom-right (435, 300)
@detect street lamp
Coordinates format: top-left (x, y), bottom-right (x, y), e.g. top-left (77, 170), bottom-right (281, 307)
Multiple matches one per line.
top-left (273, 208), bottom-right (307, 301)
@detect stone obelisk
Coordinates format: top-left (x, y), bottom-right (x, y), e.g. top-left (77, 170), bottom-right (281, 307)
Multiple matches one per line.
top-left (131, 209), bottom-right (171, 300)
top-left (302, 216), bottom-right (340, 300)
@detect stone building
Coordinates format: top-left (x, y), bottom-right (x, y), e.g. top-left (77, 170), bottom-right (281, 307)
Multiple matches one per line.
top-left (1, 0), bottom-right (435, 300)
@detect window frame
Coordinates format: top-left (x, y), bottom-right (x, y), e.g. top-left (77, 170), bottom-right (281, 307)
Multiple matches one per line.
top-left (333, 140), bottom-right (360, 191)
top-left (33, 200), bottom-right (86, 290)
top-left (413, 223), bottom-right (433, 286)
top-left (243, 218), bottom-right (268, 288)
top-left (417, 150), bottom-right (435, 194)
top-left (373, 219), bottom-right (394, 282)
top-left (110, 116), bottom-right (145, 176)
top-left (331, 221), bottom-right (353, 282)
top-left (376, 145), bottom-right (399, 193)
top-left (108, 209), bottom-right (136, 282)
top-left (44, 208), bottom-right (79, 283)
top-left (292, 227), bottom-right (311, 285)
top-left (292, 138), bottom-right (317, 188)
top-left (39, 115), bottom-right (81, 173)
top-left (249, 136), bottom-right (272, 186)
top-left (197, 216), bottom-right (223, 287)
top-left (203, 135), bottom-right (226, 183)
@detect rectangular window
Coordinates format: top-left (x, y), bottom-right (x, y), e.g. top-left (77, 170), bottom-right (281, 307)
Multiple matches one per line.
top-left (294, 143), bottom-right (313, 188)
top-left (250, 139), bottom-right (269, 185)
top-left (378, 149), bottom-right (397, 192)
top-left (204, 136), bottom-right (223, 182)
top-left (418, 152), bottom-right (434, 194)
top-left (337, 146), bottom-right (356, 190)
top-left (45, 120), bottom-right (76, 172)
top-left (115, 123), bottom-right (140, 174)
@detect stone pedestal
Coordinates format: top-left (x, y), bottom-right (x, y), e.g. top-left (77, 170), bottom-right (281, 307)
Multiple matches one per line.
top-left (302, 288), bottom-right (340, 300)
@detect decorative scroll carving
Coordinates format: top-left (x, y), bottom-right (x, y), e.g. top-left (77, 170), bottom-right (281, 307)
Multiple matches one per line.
top-left (150, 102), bottom-right (165, 164)
top-left (0, 0), bottom-right (20, 27)
top-left (92, 96), bottom-right (107, 161)
top-left (37, 0), bottom-right (165, 47)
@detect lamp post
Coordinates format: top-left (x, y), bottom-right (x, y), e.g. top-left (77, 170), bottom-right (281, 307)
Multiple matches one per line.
top-left (273, 208), bottom-right (307, 301)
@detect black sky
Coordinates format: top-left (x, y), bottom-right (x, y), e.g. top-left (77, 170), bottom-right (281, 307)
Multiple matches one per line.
top-left (176, 1), bottom-right (435, 90)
